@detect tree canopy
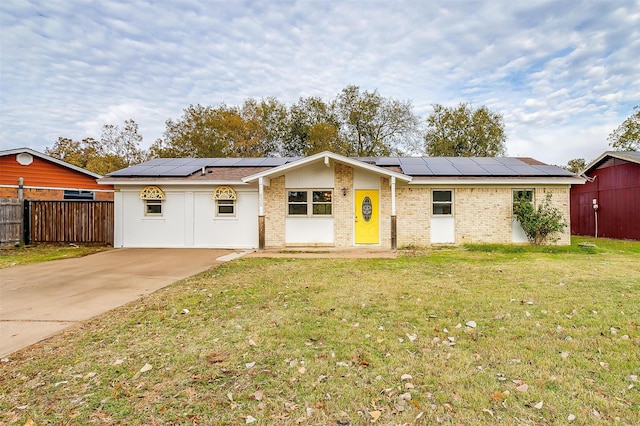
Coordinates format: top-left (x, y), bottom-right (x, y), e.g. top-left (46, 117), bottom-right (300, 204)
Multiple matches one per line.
top-left (151, 86), bottom-right (420, 158)
top-left (45, 119), bottom-right (147, 175)
top-left (608, 105), bottom-right (639, 151)
top-left (424, 103), bottom-right (507, 157)
top-left (566, 158), bottom-right (586, 174)
top-left (47, 87), bottom-right (515, 174)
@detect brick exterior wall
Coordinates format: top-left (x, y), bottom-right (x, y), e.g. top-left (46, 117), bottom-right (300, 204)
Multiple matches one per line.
top-left (0, 187), bottom-right (113, 201)
top-left (396, 187), bottom-right (431, 247)
top-left (379, 177), bottom-right (391, 248)
top-left (455, 187), bottom-right (513, 244)
top-left (260, 164), bottom-right (572, 248)
top-left (395, 185), bottom-right (572, 246)
top-left (263, 175), bottom-right (286, 247)
top-left (334, 164), bottom-right (353, 247)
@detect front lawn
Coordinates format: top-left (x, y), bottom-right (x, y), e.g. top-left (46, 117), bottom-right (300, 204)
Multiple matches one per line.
top-left (1, 240), bottom-right (638, 425)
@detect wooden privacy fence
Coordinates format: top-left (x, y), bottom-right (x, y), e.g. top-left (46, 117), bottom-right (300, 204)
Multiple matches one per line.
top-left (0, 198), bottom-right (23, 244)
top-left (24, 200), bottom-right (114, 245)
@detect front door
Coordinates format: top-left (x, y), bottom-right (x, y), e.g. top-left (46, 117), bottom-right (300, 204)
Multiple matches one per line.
top-left (355, 190), bottom-right (379, 244)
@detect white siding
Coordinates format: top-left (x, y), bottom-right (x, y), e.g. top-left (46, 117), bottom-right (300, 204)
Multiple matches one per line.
top-left (116, 186), bottom-right (259, 248)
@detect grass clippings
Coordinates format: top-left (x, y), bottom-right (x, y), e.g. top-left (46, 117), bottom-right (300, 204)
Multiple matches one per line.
top-left (1, 238), bottom-right (639, 425)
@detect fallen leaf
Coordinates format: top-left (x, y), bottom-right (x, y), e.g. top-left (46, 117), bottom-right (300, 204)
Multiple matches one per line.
top-left (252, 390), bottom-right (264, 401)
top-left (369, 410), bottom-right (381, 421)
top-left (406, 333), bottom-right (418, 341)
top-left (534, 401), bottom-right (544, 409)
top-left (306, 407), bottom-right (314, 417)
top-left (182, 308), bottom-right (190, 314)
top-left (482, 408), bottom-right (494, 416)
top-left (568, 414), bottom-right (576, 421)
top-left (466, 320), bottom-right (477, 328)
top-left (248, 339), bottom-right (257, 346)
top-left (401, 374), bottom-right (413, 381)
top-left (561, 351), bottom-right (570, 358)
top-left (245, 415), bottom-right (257, 424)
top-left (246, 362), bottom-right (256, 369)
top-left (516, 383), bottom-right (529, 392)
top-left (140, 363), bottom-right (153, 373)
top-left (491, 391), bottom-right (504, 401)
top-left (23, 419), bottom-right (35, 426)
top-left (228, 392), bottom-right (234, 402)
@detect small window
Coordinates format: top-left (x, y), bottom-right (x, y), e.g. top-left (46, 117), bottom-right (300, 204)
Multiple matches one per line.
top-left (64, 190), bottom-right (95, 200)
top-left (145, 199), bottom-right (163, 216)
top-left (432, 190), bottom-right (452, 215)
top-left (312, 191), bottom-right (332, 215)
top-left (288, 191), bottom-right (308, 215)
top-left (513, 189), bottom-right (534, 214)
top-left (216, 199), bottom-right (235, 216)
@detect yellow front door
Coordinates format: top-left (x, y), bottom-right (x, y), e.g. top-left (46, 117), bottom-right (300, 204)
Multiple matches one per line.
top-left (355, 190), bottom-right (379, 244)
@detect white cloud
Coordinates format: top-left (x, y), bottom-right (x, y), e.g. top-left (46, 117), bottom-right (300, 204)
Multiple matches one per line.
top-left (1, 0), bottom-right (638, 165)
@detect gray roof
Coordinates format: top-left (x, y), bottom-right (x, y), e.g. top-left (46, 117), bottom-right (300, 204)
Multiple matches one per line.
top-left (108, 157), bottom-right (300, 177)
top-left (368, 156), bottom-right (575, 177)
top-left (108, 155), bottom-right (575, 178)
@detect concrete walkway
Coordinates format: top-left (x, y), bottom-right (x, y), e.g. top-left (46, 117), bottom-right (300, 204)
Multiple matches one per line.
top-left (0, 248), bottom-right (244, 358)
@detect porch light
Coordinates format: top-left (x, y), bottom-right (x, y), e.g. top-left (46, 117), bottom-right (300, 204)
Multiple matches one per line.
top-left (342, 187), bottom-right (348, 196)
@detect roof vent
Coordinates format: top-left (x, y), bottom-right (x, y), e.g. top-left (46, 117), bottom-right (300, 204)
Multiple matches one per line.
top-left (16, 153), bottom-right (33, 166)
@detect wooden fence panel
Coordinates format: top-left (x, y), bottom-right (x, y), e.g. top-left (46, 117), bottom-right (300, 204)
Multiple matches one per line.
top-left (0, 198), bottom-right (22, 244)
top-left (26, 200), bottom-right (114, 244)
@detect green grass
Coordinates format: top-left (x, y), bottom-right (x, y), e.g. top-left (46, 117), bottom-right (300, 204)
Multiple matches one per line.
top-left (1, 241), bottom-right (639, 425)
top-left (0, 243), bottom-right (111, 269)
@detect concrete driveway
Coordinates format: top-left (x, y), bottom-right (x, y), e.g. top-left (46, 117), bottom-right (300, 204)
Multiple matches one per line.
top-left (0, 248), bottom-right (245, 358)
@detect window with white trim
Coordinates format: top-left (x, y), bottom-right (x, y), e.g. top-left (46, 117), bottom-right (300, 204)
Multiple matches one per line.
top-left (64, 190), bottom-right (95, 200)
top-left (432, 190), bottom-right (453, 215)
top-left (213, 186), bottom-right (237, 217)
top-left (139, 185), bottom-right (165, 216)
top-left (512, 189), bottom-right (534, 214)
top-left (288, 190), bottom-right (332, 216)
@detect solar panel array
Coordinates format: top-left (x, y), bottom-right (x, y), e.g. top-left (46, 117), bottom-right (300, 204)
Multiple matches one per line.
top-left (108, 157), bottom-right (300, 177)
top-left (369, 157), bottom-right (575, 177)
top-left (109, 156), bottom-right (574, 177)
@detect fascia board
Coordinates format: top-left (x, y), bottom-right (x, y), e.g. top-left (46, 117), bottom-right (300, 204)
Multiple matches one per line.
top-left (97, 179), bottom-right (248, 186)
top-left (408, 177), bottom-right (585, 186)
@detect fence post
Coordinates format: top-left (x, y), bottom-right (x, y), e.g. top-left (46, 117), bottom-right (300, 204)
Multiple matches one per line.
top-left (23, 200), bottom-right (30, 245)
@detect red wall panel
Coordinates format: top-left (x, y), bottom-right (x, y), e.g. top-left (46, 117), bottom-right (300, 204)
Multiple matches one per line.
top-left (571, 159), bottom-right (640, 240)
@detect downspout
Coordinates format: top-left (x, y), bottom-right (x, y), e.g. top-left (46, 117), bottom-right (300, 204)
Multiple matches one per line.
top-left (390, 176), bottom-right (397, 250)
top-left (258, 177), bottom-right (265, 250)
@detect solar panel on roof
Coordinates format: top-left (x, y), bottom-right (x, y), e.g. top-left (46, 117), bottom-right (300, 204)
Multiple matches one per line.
top-left (398, 157), bottom-right (427, 165)
top-left (423, 157), bottom-right (454, 165)
top-left (428, 165), bottom-right (462, 175)
top-left (453, 164), bottom-right (487, 174)
top-left (481, 165), bottom-right (518, 175)
top-left (532, 165), bottom-right (574, 176)
top-left (373, 157), bottom-right (401, 166)
top-left (496, 157), bottom-right (526, 165)
top-left (506, 165), bottom-right (542, 176)
top-left (400, 164), bottom-right (433, 175)
top-left (213, 158), bottom-right (243, 166)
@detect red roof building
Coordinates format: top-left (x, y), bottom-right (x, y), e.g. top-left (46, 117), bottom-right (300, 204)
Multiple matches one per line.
top-left (571, 151), bottom-right (640, 240)
top-left (0, 148), bottom-right (113, 201)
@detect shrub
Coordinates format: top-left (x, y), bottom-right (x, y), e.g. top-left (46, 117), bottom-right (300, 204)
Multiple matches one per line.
top-left (513, 192), bottom-right (567, 245)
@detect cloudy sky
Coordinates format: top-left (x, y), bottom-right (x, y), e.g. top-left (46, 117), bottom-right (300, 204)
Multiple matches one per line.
top-left (1, 0), bottom-right (638, 165)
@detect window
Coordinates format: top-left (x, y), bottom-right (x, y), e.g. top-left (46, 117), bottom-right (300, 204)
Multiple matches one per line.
top-left (216, 199), bottom-right (235, 216)
top-left (288, 190), bottom-right (332, 216)
top-left (139, 186), bottom-right (165, 216)
top-left (432, 190), bottom-right (452, 215)
top-left (513, 189), bottom-right (533, 214)
top-left (213, 186), bottom-right (237, 217)
top-left (63, 190), bottom-right (94, 200)
top-left (145, 199), bottom-right (163, 215)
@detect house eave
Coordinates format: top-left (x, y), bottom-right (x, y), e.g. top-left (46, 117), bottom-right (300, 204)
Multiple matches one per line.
top-left (98, 178), bottom-right (248, 186)
top-left (407, 177), bottom-right (585, 186)
top-left (242, 151), bottom-right (412, 183)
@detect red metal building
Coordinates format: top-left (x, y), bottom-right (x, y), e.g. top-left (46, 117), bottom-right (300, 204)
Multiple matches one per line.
top-left (571, 151), bottom-right (640, 240)
top-left (0, 148), bottom-right (113, 201)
